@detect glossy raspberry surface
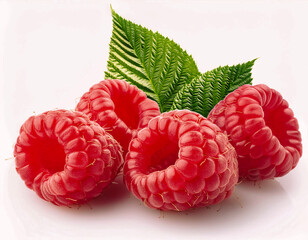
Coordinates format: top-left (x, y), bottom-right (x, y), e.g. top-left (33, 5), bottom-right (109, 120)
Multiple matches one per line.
top-left (208, 84), bottom-right (302, 180)
top-left (124, 110), bottom-right (238, 211)
top-left (76, 79), bottom-right (161, 152)
top-left (14, 110), bottom-right (123, 206)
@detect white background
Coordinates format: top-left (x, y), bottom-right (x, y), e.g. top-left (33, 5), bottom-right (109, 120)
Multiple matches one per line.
top-left (0, 0), bottom-right (308, 239)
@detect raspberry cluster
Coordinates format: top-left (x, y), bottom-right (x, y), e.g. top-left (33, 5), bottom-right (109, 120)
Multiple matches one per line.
top-left (76, 79), bottom-right (161, 152)
top-left (208, 84), bottom-right (302, 181)
top-left (14, 80), bottom-right (302, 211)
top-left (14, 110), bottom-right (123, 206)
top-left (124, 110), bottom-right (238, 211)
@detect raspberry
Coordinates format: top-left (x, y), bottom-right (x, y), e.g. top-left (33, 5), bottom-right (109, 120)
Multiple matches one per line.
top-left (123, 110), bottom-right (238, 211)
top-left (76, 79), bottom-right (160, 152)
top-left (208, 84), bottom-right (302, 181)
top-left (14, 110), bottom-right (123, 206)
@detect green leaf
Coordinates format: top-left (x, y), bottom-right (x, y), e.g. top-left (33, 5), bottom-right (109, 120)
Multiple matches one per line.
top-left (171, 59), bottom-right (256, 117)
top-left (227, 59), bottom-right (256, 93)
top-left (105, 8), bottom-right (200, 112)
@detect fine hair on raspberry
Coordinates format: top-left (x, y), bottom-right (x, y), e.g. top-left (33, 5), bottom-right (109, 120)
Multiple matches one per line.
top-left (124, 110), bottom-right (238, 211)
top-left (208, 84), bottom-right (302, 181)
top-left (14, 110), bottom-right (123, 206)
top-left (76, 79), bottom-right (161, 152)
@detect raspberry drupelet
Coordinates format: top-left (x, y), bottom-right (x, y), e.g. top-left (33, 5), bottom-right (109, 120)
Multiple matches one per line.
top-left (124, 110), bottom-right (238, 211)
top-left (14, 110), bottom-right (123, 206)
top-left (76, 79), bottom-right (161, 153)
top-left (208, 84), bottom-right (302, 181)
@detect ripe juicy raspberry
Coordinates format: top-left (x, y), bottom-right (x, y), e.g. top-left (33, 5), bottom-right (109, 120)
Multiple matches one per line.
top-left (124, 110), bottom-right (238, 211)
top-left (76, 79), bottom-right (160, 152)
top-left (208, 84), bottom-right (302, 181)
top-left (14, 110), bottom-right (123, 206)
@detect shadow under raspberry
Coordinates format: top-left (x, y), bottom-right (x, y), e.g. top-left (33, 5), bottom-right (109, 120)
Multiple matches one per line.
top-left (144, 179), bottom-right (293, 238)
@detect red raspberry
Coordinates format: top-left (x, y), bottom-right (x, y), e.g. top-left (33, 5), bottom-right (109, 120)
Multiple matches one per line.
top-left (76, 79), bottom-right (161, 152)
top-left (124, 110), bottom-right (238, 211)
top-left (14, 110), bottom-right (123, 206)
top-left (208, 84), bottom-right (302, 181)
